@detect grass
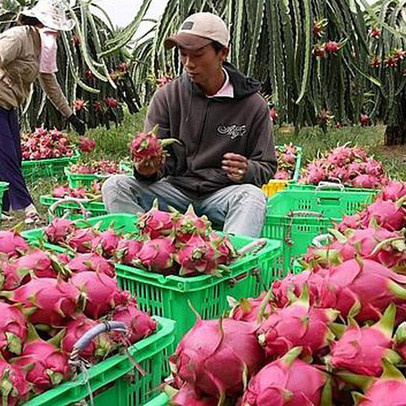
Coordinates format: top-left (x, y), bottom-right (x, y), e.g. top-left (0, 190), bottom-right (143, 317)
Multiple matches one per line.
top-left (1, 112), bottom-right (405, 230)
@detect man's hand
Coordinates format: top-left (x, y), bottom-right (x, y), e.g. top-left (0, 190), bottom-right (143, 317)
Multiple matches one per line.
top-left (135, 156), bottom-right (166, 177)
top-left (222, 153), bottom-right (248, 182)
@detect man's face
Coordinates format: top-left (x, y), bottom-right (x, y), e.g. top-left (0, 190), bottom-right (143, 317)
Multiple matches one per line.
top-left (179, 44), bottom-right (228, 87)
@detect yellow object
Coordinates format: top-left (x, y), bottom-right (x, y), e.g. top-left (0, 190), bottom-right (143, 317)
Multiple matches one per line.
top-left (262, 180), bottom-right (289, 197)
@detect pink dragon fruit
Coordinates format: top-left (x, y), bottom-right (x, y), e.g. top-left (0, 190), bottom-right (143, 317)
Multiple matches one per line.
top-left (131, 125), bottom-right (179, 167)
top-left (4, 278), bottom-right (81, 327)
top-left (208, 233), bottom-right (237, 265)
top-left (56, 253), bottom-right (70, 265)
top-left (135, 237), bottom-right (177, 274)
top-left (0, 302), bottom-right (27, 358)
top-left (61, 316), bottom-right (114, 362)
top-left (336, 213), bottom-right (364, 232)
top-left (175, 205), bottom-right (211, 243)
top-left (351, 174), bottom-right (378, 189)
top-left (306, 162), bottom-right (326, 184)
top-left (0, 230), bottom-right (29, 257)
top-left (359, 199), bottom-right (406, 231)
top-left (45, 218), bottom-right (75, 244)
top-left (355, 363), bottom-right (406, 405)
top-left (110, 299), bottom-right (157, 344)
top-left (14, 335), bottom-right (70, 392)
top-left (91, 229), bottom-right (122, 258)
top-left (52, 185), bottom-right (71, 198)
top-left (228, 293), bottom-right (274, 322)
top-left (176, 234), bottom-right (217, 276)
top-left (330, 304), bottom-right (400, 376)
top-left (67, 228), bottom-right (98, 253)
top-left (242, 347), bottom-right (331, 406)
top-left (378, 181), bottom-right (406, 202)
top-left (274, 170), bottom-right (291, 180)
top-left (78, 137), bottom-right (96, 153)
top-left (317, 258), bottom-right (406, 322)
top-left (257, 287), bottom-right (338, 359)
top-left (116, 239), bottom-right (142, 265)
top-left (0, 259), bottom-right (25, 290)
top-left (0, 360), bottom-right (30, 405)
top-left (170, 384), bottom-right (218, 406)
top-left (67, 253), bottom-right (115, 277)
top-left (364, 159), bottom-right (384, 177)
top-left (15, 249), bottom-right (56, 278)
top-left (138, 200), bottom-right (178, 239)
top-left (170, 318), bottom-right (265, 399)
top-left (70, 272), bottom-right (129, 320)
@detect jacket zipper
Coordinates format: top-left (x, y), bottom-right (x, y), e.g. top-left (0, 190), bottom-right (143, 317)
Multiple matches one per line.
top-left (191, 100), bottom-right (212, 168)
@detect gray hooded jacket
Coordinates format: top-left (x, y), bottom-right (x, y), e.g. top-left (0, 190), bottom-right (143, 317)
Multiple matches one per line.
top-left (138, 62), bottom-right (277, 199)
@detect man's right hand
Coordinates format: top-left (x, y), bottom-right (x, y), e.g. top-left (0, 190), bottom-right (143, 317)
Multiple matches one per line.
top-left (135, 156), bottom-right (166, 177)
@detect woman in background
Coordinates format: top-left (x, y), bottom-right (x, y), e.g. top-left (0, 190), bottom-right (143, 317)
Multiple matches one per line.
top-left (0, 0), bottom-right (85, 223)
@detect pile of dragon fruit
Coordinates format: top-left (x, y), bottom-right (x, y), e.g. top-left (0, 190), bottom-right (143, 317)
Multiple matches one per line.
top-left (51, 182), bottom-right (101, 199)
top-left (163, 181), bottom-right (406, 405)
top-left (299, 145), bottom-right (388, 188)
top-left (274, 144), bottom-right (299, 180)
top-left (69, 160), bottom-right (125, 175)
top-left (0, 229), bottom-right (157, 405)
top-left (21, 127), bottom-right (75, 161)
top-left (43, 202), bottom-right (237, 277)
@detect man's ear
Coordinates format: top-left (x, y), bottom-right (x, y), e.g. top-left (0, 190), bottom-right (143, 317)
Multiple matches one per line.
top-left (221, 47), bottom-right (230, 62)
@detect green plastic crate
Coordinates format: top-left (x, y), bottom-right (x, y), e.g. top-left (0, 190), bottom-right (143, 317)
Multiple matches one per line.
top-left (23, 317), bottom-right (175, 406)
top-left (0, 182), bottom-right (9, 216)
top-left (143, 393), bottom-right (169, 406)
top-left (65, 163), bottom-right (132, 189)
top-left (22, 151), bottom-right (80, 182)
top-left (287, 181), bottom-right (379, 195)
top-left (261, 189), bottom-right (374, 273)
top-left (40, 195), bottom-right (107, 221)
top-left (22, 214), bottom-right (282, 352)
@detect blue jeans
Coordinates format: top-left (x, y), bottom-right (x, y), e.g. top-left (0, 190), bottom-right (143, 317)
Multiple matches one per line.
top-left (102, 175), bottom-right (266, 238)
top-left (0, 107), bottom-right (33, 211)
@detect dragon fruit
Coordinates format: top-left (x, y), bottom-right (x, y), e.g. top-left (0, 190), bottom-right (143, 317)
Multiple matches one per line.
top-left (70, 272), bottom-right (129, 319)
top-left (52, 185), bottom-right (71, 198)
top-left (66, 228), bottom-right (98, 253)
top-left (110, 299), bottom-right (157, 344)
top-left (0, 302), bottom-right (27, 358)
top-left (131, 125), bottom-right (179, 167)
top-left (242, 347), bottom-right (331, 406)
top-left (4, 278), bottom-right (81, 327)
top-left (394, 321), bottom-right (406, 360)
top-left (176, 234), bottom-right (217, 276)
top-left (170, 318), bottom-right (265, 399)
top-left (175, 205), bottom-right (211, 243)
top-left (15, 249), bottom-right (57, 279)
top-left (0, 231), bottom-right (29, 257)
top-left (14, 333), bottom-right (70, 392)
top-left (78, 137), bottom-right (96, 153)
top-left (359, 199), bottom-right (406, 231)
top-left (355, 363), bottom-right (406, 405)
top-left (138, 200), bottom-right (178, 239)
top-left (274, 170), bottom-right (290, 180)
top-left (257, 287), bottom-right (338, 359)
top-left (352, 174), bottom-right (379, 189)
top-left (91, 229), bottom-right (122, 258)
top-left (317, 258), bottom-right (406, 322)
top-left (45, 218), bottom-right (75, 244)
top-left (0, 360), bottom-right (30, 405)
top-left (135, 237), bottom-right (177, 274)
top-left (0, 259), bottom-right (25, 291)
top-left (116, 239), bottom-right (142, 265)
top-left (61, 316), bottom-right (114, 362)
top-left (170, 384), bottom-right (218, 406)
top-left (329, 304), bottom-right (401, 376)
top-left (67, 253), bottom-right (115, 277)
top-left (378, 181), bottom-right (406, 202)
top-left (208, 233), bottom-right (236, 265)
top-left (336, 213), bottom-right (364, 232)
top-left (228, 293), bottom-right (274, 322)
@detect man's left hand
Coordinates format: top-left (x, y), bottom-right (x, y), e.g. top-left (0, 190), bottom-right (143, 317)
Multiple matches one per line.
top-left (222, 153), bottom-right (248, 182)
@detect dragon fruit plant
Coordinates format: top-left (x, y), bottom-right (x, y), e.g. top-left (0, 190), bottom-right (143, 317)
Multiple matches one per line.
top-left (274, 144), bottom-right (299, 180)
top-left (131, 124), bottom-right (180, 169)
top-left (21, 127), bottom-right (75, 161)
top-left (299, 145), bottom-right (388, 188)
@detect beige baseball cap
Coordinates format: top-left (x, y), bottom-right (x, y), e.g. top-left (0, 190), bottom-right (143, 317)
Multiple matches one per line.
top-left (164, 12), bottom-right (230, 50)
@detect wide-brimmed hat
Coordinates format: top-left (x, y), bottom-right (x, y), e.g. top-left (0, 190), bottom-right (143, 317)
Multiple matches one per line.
top-left (20, 0), bottom-right (75, 31)
top-left (164, 12), bottom-right (229, 51)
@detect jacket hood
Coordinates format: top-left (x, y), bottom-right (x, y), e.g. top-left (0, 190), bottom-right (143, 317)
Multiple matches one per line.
top-left (184, 61), bottom-right (261, 100)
